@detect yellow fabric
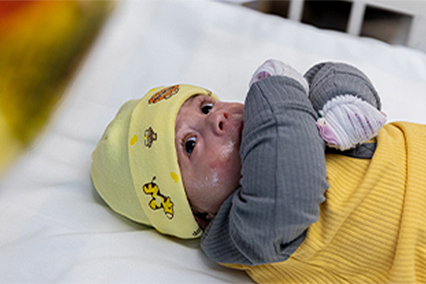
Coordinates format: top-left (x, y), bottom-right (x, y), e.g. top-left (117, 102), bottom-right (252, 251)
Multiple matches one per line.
top-left (0, 1), bottom-right (112, 177)
top-left (92, 84), bottom-right (219, 239)
top-left (224, 122), bottom-right (426, 283)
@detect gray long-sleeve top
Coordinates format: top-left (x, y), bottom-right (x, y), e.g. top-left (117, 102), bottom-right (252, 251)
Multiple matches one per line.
top-left (201, 76), bottom-right (329, 266)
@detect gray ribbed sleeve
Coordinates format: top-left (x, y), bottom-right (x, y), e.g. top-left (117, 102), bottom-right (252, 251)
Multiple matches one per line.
top-left (304, 62), bottom-right (382, 111)
top-left (201, 76), bottom-right (329, 266)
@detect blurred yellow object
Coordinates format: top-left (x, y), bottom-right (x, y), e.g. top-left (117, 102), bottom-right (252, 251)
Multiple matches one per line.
top-left (0, 110), bottom-right (23, 176)
top-left (0, 1), bottom-right (113, 177)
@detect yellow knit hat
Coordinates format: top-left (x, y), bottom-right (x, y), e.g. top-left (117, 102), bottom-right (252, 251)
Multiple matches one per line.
top-left (91, 84), bottom-right (219, 239)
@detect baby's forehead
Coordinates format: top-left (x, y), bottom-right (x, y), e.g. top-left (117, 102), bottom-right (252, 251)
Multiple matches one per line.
top-left (181, 94), bottom-right (202, 108)
top-left (183, 93), bottom-right (213, 105)
top-left (176, 95), bottom-right (202, 125)
top-left (178, 94), bottom-right (214, 113)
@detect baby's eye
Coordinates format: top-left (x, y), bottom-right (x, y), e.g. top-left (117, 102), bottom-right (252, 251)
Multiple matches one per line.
top-left (201, 103), bottom-right (213, 114)
top-left (185, 137), bottom-right (196, 156)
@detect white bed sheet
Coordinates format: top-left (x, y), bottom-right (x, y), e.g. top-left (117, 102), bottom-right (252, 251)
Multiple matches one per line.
top-left (1, 1), bottom-right (426, 283)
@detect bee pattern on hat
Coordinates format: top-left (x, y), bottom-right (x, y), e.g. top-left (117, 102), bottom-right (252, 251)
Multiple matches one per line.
top-left (143, 176), bottom-right (174, 219)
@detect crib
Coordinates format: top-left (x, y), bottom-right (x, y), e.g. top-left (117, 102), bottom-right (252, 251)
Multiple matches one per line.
top-left (241, 0), bottom-right (426, 52)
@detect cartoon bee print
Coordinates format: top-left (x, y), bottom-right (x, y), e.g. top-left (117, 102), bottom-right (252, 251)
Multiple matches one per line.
top-left (142, 177), bottom-right (174, 219)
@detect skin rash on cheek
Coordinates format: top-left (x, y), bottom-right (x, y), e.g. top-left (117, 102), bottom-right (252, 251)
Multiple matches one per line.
top-left (220, 140), bottom-right (236, 162)
top-left (207, 140), bottom-right (239, 187)
top-left (201, 143), bottom-right (236, 195)
top-left (197, 167), bottom-right (219, 189)
top-left (211, 170), bottom-right (219, 184)
top-left (209, 141), bottom-right (237, 168)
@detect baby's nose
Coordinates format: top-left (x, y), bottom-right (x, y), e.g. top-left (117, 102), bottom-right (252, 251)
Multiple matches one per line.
top-left (209, 110), bottom-right (228, 135)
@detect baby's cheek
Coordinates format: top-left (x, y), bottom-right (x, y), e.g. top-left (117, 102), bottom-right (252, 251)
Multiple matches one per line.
top-left (207, 163), bottom-right (233, 189)
top-left (219, 141), bottom-right (238, 162)
top-left (208, 143), bottom-right (237, 169)
top-left (210, 149), bottom-right (241, 176)
top-left (207, 160), bottom-right (231, 185)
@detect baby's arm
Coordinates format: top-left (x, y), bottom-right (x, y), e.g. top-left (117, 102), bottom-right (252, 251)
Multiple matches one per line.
top-left (201, 63), bottom-right (328, 265)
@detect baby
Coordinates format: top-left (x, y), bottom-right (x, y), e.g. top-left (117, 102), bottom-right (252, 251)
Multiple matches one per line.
top-left (91, 60), bottom-right (426, 283)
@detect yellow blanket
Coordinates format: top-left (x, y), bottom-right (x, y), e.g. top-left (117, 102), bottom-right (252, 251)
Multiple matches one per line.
top-left (226, 122), bottom-right (426, 283)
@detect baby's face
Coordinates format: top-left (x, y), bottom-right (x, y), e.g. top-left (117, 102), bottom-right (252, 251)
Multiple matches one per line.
top-left (175, 95), bottom-right (244, 226)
